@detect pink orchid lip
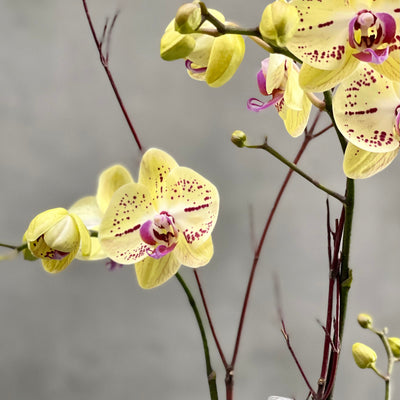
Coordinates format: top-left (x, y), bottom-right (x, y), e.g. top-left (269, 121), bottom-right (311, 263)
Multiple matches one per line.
top-left (348, 10), bottom-right (396, 64)
top-left (185, 59), bottom-right (207, 73)
top-left (395, 106), bottom-right (400, 137)
top-left (48, 249), bottom-right (69, 260)
top-left (247, 91), bottom-right (284, 112)
top-left (147, 243), bottom-right (177, 259)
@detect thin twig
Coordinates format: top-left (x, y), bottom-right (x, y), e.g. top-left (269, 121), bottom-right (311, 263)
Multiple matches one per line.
top-left (81, 0), bottom-right (143, 152)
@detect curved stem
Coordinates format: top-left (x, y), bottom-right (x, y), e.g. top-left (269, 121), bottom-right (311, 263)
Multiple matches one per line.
top-left (81, 0), bottom-right (143, 152)
top-left (175, 273), bottom-right (219, 400)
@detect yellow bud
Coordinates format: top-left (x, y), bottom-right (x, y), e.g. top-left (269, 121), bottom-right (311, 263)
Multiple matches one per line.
top-left (388, 337), bottom-right (400, 358)
top-left (175, 3), bottom-right (202, 34)
top-left (352, 342), bottom-right (377, 369)
top-left (259, 0), bottom-right (299, 47)
top-left (160, 30), bottom-right (196, 61)
top-left (357, 313), bottom-right (373, 329)
top-left (204, 32), bottom-right (245, 87)
top-left (231, 130), bottom-right (247, 147)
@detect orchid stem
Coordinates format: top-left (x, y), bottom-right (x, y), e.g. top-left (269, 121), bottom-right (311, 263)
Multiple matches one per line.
top-left (175, 273), bottom-right (219, 400)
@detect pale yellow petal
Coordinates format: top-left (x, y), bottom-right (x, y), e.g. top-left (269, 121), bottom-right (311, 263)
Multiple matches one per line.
top-left (43, 215), bottom-right (79, 253)
top-left (76, 237), bottom-right (107, 261)
top-left (333, 65), bottom-right (400, 152)
top-left (135, 253), bottom-right (181, 289)
top-left (70, 213), bottom-right (92, 257)
top-left (96, 165), bottom-right (134, 214)
top-left (280, 95), bottom-right (312, 137)
top-left (159, 166), bottom-right (219, 245)
top-left (343, 142), bottom-right (399, 179)
top-left (174, 235), bottom-right (214, 267)
top-left (138, 148), bottom-right (179, 209)
top-left (42, 247), bottom-right (79, 274)
top-left (24, 208), bottom-right (68, 242)
top-left (298, 51), bottom-right (359, 92)
top-left (99, 183), bottom-right (156, 265)
top-left (266, 54), bottom-right (286, 94)
top-left (69, 196), bottom-right (102, 230)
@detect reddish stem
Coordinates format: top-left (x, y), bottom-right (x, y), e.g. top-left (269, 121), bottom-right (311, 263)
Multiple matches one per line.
top-left (82, 0), bottom-right (143, 152)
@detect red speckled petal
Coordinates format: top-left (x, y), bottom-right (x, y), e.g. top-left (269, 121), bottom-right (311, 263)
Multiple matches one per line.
top-left (333, 65), bottom-right (400, 152)
top-left (159, 166), bottom-right (219, 245)
top-left (138, 148), bottom-right (179, 210)
top-left (99, 183), bottom-right (157, 264)
top-left (174, 235), bottom-right (214, 268)
top-left (287, 0), bottom-right (352, 70)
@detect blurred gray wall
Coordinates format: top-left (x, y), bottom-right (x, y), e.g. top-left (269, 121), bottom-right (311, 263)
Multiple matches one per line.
top-left (1, 0), bottom-right (399, 399)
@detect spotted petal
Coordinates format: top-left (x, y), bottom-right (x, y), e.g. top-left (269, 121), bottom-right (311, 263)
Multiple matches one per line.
top-left (138, 148), bottom-right (179, 209)
top-left (96, 165), bottom-right (134, 214)
top-left (99, 183), bottom-right (157, 264)
top-left (333, 65), bottom-right (400, 152)
top-left (42, 247), bottom-right (79, 274)
top-left (287, 0), bottom-right (352, 70)
top-left (159, 166), bottom-right (219, 246)
top-left (343, 142), bottom-right (399, 178)
top-left (174, 235), bottom-right (214, 267)
top-left (135, 252), bottom-right (181, 289)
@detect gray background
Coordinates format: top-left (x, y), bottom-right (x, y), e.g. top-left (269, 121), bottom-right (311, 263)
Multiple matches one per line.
top-left (0, 0), bottom-right (399, 399)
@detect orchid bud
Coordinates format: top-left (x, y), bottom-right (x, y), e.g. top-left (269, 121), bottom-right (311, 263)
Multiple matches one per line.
top-left (388, 337), bottom-right (400, 358)
top-left (160, 30), bottom-right (196, 61)
top-left (175, 3), bottom-right (202, 34)
top-left (24, 208), bottom-right (91, 273)
top-left (352, 342), bottom-right (377, 369)
top-left (259, 0), bottom-right (299, 47)
top-left (357, 313), bottom-right (373, 329)
top-left (231, 130), bottom-right (247, 147)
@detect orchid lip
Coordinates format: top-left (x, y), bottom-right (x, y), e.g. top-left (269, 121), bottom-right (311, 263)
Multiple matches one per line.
top-left (247, 91), bottom-right (284, 112)
top-left (48, 249), bottom-right (69, 260)
top-left (348, 10), bottom-right (396, 61)
top-left (185, 59), bottom-right (207, 74)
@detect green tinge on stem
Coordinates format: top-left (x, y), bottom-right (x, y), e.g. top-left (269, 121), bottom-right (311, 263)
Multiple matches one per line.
top-left (175, 273), bottom-right (218, 400)
top-left (247, 140), bottom-right (346, 204)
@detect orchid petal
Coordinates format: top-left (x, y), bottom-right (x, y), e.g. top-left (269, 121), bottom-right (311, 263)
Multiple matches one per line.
top-left (160, 166), bottom-right (219, 246)
top-left (138, 148), bottom-right (179, 210)
top-left (333, 65), bottom-right (400, 152)
top-left (70, 212), bottom-right (91, 257)
top-left (298, 49), bottom-right (359, 91)
top-left (99, 183), bottom-right (157, 264)
top-left (265, 54), bottom-right (286, 94)
top-left (69, 196), bottom-right (103, 230)
top-left (96, 164), bottom-right (134, 214)
top-left (372, 49), bottom-right (400, 82)
top-left (24, 208), bottom-right (68, 242)
top-left (42, 247), bottom-right (79, 274)
top-left (287, 0), bottom-right (352, 70)
top-left (247, 94), bottom-right (283, 112)
top-left (174, 235), bottom-right (214, 267)
top-left (284, 62), bottom-right (304, 111)
top-left (76, 237), bottom-right (107, 261)
top-left (135, 252), bottom-right (181, 289)
top-left (343, 142), bottom-right (399, 178)
top-left (43, 215), bottom-right (79, 253)
top-left (280, 94), bottom-right (312, 137)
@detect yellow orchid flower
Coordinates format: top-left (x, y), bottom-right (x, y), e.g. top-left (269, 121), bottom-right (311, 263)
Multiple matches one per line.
top-left (99, 148), bottom-right (220, 289)
top-left (286, 0), bottom-right (400, 91)
top-left (69, 164), bottom-right (134, 261)
top-left (333, 65), bottom-right (400, 178)
top-left (160, 9), bottom-right (245, 87)
top-left (24, 208), bottom-right (91, 273)
top-left (247, 54), bottom-right (312, 137)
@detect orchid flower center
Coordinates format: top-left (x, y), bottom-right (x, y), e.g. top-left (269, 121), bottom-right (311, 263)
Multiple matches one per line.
top-left (185, 59), bottom-right (207, 74)
top-left (140, 212), bottom-right (179, 259)
top-left (349, 10), bottom-right (396, 64)
top-left (34, 235), bottom-right (70, 260)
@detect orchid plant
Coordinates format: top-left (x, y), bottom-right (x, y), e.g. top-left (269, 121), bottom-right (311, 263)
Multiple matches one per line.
top-left (1, 0), bottom-right (400, 400)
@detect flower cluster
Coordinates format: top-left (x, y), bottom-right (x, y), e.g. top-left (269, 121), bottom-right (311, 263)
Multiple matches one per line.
top-left (23, 149), bottom-right (219, 288)
top-left (244, 0), bottom-right (400, 178)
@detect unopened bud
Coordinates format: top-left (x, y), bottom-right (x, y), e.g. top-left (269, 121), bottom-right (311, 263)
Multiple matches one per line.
top-left (160, 30), bottom-right (196, 61)
top-left (175, 3), bottom-right (202, 34)
top-left (352, 342), bottom-right (377, 369)
top-left (357, 313), bottom-right (373, 329)
top-left (259, 0), bottom-right (299, 47)
top-left (231, 130), bottom-right (247, 147)
top-left (388, 337), bottom-right (400, 358)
